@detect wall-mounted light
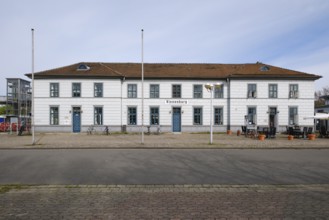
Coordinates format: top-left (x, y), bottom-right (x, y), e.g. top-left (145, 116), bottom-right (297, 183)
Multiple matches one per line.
top-left (169, 111), bottom-right (171, 114)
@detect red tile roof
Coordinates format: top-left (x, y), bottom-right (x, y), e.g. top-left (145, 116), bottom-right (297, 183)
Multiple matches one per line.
top-left (25, 62), bottom-right (321, 80)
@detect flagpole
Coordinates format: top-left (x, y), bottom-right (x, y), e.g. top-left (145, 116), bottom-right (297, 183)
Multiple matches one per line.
top-left (141, 29), bottom-right (144, 144)
top-left (31, 28), bottom-right (35, 145)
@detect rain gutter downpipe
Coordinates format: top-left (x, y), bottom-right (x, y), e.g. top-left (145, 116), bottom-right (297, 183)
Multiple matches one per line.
top-left (227, 77), bottom-right (231, 131)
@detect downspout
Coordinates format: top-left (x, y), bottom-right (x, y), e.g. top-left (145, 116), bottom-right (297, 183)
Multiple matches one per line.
top-left (120, 76), bottom-right (125, 129)
top-left (227, 77), bottom-right (231, 131)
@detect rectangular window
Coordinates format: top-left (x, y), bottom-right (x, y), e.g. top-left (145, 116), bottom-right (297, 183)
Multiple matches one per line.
top-left (247, 84), bottom-right (257, 98)
top-left (193, 107), bottom-right (202, 125)
top-left (193, 85), bottom-right (203, 98)
top-left (269, 84), bottom-right (278, 98)
top-left (289, 84), bottom-right (299, 98)
top-left (150, 107), bottom-right (159, 125)
top-left (50, 106), bottom-right (59, 125)
top-left (94, 83), bottom-right (103, 97)
top-left (172, 84), bottom-right (181, 98)
top-left (289, 107), bottom-right (298, 125)
top-left (94, 107), bottom-right (103, 125)
top-left (72, 83), bottom-right (81, 97)
top-left (128, 107), bottom-right (137, 125)
top-left (128, 84), bottom-right (137, 98)
top-left (150, 84), bottom-right (159, 98)
top-left (50, 83), bottom-right (59, 97)
top-left (247, 107), bottom-right (257, 125)
top-left (214, 107), bottom-right (223, 125)
top-left (214, 86), bottom-right (224, 98)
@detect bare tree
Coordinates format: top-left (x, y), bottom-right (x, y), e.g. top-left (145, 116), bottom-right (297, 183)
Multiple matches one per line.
top-left (315, 86), bottom-right (329, 107)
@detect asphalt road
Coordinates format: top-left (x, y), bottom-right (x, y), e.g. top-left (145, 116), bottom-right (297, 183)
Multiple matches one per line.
top-left (0, 149), bottom-right (328, 185)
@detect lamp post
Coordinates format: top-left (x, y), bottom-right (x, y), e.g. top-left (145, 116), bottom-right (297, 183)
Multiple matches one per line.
top-left (141, 29), bottom-right (144, 144)
top-left (31, 28), bottom-right (35, 145)
top-left (205, 83), bottom-right (222, 144)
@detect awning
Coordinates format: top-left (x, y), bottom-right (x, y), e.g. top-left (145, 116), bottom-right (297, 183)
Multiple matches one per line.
top-left (304, 113), bottom-right (329, 120)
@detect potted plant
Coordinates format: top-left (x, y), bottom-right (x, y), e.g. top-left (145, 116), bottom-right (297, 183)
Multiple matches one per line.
top-left (288, 135), bottom-right (294, 140)
top-left (237, 130), bottom-right (241, 136)
top-left (227, 130), bottom-right (232, 135)
top-left (258, 133), bottom-right (266, 141)
top-left (308, 133), bottom-right (316, 141)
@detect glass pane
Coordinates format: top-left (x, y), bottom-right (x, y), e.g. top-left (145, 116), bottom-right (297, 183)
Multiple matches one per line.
top-left (172, 85), bottom-right (181, 98)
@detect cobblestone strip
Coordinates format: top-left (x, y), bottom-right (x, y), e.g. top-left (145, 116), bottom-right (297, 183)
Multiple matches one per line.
top-left (9, 183), bottom-right (329, 192)
top-left (1, 184), bottom-right (329, 219)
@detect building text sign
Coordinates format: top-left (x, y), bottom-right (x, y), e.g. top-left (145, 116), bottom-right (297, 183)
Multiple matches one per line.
top-left (165, 100), bottom-right (188, 105)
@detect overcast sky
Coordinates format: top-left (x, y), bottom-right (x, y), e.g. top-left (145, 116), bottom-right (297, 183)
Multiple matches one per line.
top-left (1, 0), bottom-right (329, 95)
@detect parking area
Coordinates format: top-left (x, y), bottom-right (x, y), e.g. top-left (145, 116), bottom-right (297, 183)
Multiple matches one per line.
top-left (0, 132), bottom-right (328, 149)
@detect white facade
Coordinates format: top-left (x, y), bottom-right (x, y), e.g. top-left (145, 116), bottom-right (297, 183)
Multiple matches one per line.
top-left (33, 77), bottom-right (316, 133)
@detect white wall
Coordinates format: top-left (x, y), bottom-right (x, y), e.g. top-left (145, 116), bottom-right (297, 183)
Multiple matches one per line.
top-left (230, 79), bottom-right (315, 127)
top-left (33, 78), bottom-right (316, 132)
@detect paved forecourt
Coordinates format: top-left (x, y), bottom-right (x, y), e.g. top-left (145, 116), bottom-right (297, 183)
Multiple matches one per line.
top-left (1, 132), bottom-right (329, 149)
top-left (1, 184), bottom-right (329, 219)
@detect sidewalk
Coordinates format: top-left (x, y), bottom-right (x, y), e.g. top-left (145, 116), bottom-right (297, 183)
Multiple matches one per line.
top-left (1, 132), bottom-right (328, 149)
top-left (1, 184), bottom-right (329, 219)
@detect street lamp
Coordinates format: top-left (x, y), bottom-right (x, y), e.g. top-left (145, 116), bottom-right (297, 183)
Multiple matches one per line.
top-left (205, 83), bottom-right (222, 144)
top-left (31, 28), bottom-right (35, 145)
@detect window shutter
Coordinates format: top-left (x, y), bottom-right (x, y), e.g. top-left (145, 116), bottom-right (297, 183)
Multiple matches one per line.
top-left (294, 91), bottom-right (299, 98)
top-left (253, 91), bottom-right (257, 98)
top-left (253, 114), bottom-right (257, 124)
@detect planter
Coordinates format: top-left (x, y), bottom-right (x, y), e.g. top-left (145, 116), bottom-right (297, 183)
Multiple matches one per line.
top-left (237, 130), bottom-right (241, 136)
top-left (288, 135), bottom-right (294, 140)
top-left (258, 134), bottom-right (265, 141)
top-left (227, 130), bottom-right (232, 135)
top-left (308, 134), bottom-right (316, 141)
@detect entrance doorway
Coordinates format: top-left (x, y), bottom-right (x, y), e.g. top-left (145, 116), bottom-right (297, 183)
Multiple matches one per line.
top-left (172, 107), bottom-right (181, 132)
top-left (72, 107), bottom-right (81, 133)
top-left (269, 107), bottom-right (278, 128)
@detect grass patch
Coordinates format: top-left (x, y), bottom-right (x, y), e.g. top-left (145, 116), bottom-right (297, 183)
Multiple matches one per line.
top-left (0, 184), bottom-right (27, 194)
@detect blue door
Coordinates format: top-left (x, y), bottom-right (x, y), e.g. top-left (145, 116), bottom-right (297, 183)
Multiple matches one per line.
top-left (72, 107), bottom-right (81, 133)
top-left (172, 107), bottom-right (181, 132)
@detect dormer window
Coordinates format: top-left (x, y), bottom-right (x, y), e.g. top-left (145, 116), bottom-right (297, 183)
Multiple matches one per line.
top-left (260, 65), bottom-right (270, 71)
top-left (77, 64), bottom-right (90, 71)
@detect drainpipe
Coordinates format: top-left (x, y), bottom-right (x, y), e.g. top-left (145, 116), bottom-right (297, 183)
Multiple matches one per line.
top-left (120, 77), bottom-right (125, 129)
top-left (227, 77), bottom-right (231, 131)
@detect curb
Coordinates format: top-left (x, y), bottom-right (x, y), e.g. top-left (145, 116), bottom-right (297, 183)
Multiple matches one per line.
top-left (2, 184), bottom-right (329, 193)
top-left (1, 146), bottom-right (329, 150)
